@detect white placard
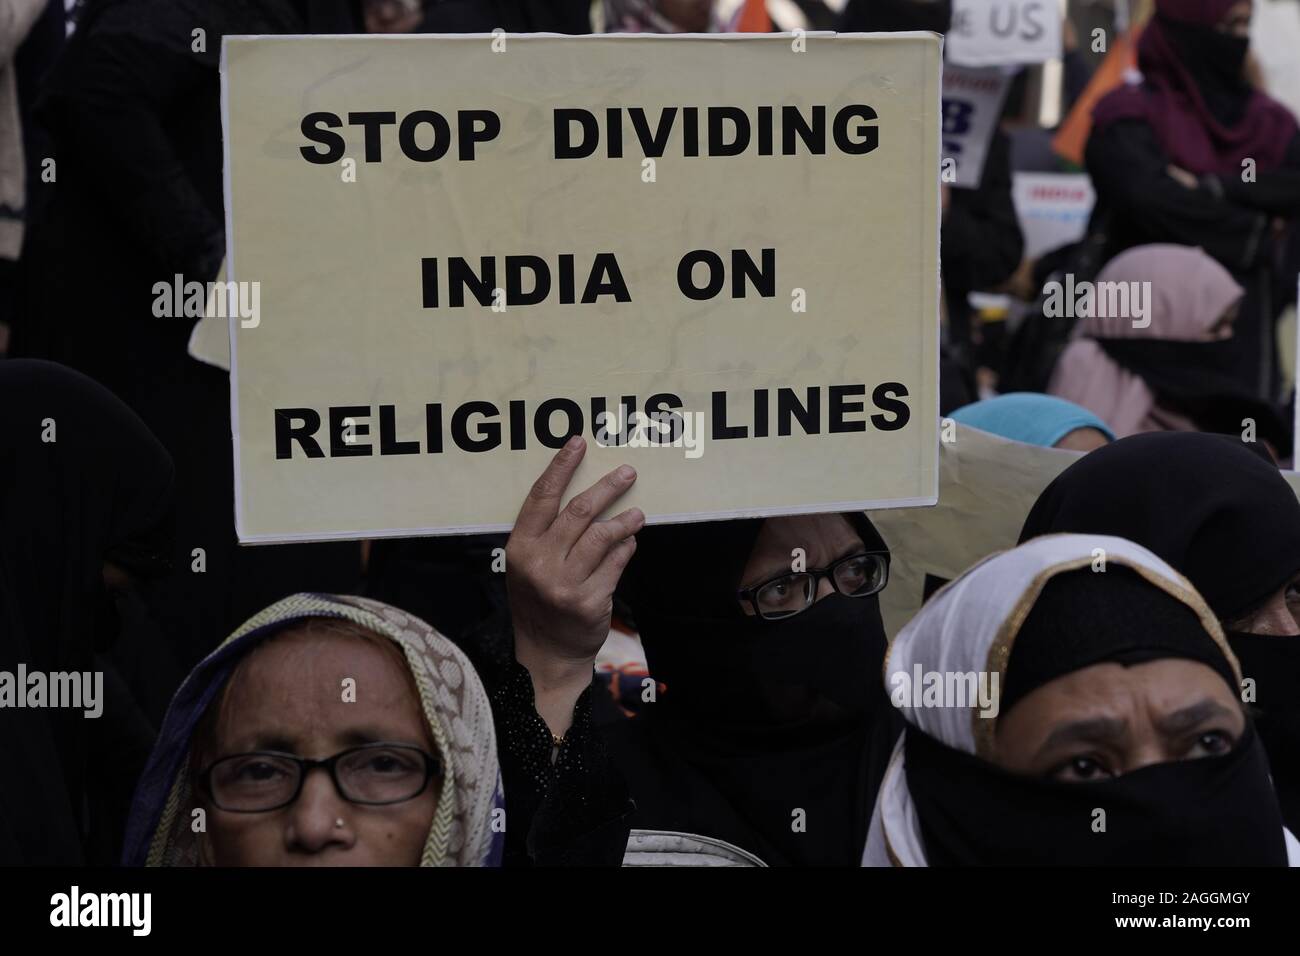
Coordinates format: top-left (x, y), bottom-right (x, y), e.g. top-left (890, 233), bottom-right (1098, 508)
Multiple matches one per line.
top-left (1011, 172), bottom-right (1095, 258)
top-left (222, 33), bottom-right (942, 543)
top-left (942, 64), bottom-right (1011, 189)
top-left (948, 0), bottom-right (1063, 67)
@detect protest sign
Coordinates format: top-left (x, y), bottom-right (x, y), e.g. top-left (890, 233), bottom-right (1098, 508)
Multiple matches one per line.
top-left (873, 422), bottom-right (1300, 636)
top-left (222, 33), bottom-right (941, 543)
top-left (947, 0), bottom-right (1063, 67)
top-left (872, 423), bottom-right (1078, 635)
top-left (1011, 172), bottom-right (1095, 258)
top-left (942, 64), bottom-right (1012, 189)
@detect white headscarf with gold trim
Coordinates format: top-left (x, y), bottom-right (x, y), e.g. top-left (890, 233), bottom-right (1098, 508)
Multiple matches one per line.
top-left (862, 533), bottom-right (1300, 866)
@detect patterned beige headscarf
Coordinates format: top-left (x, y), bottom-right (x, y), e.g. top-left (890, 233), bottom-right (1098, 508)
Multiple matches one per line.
top-left (123, 594), bottom-right (503, 867)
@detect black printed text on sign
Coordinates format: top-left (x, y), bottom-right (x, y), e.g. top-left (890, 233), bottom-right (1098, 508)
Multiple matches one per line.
top-left (222, 34), bottom-right (941, 541)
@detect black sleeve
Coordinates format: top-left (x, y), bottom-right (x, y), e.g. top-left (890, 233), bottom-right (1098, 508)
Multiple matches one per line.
top-left (42, 32), bottom-right (223, 279)
top-left (1085, 118), bottom-right (1268, 272)
top-left (489, 657), bottom-right (633, 866)
top-left (1211, 133), bottom-right (1300, 217)
top-left (943, 128), bottom-right (1023, 294)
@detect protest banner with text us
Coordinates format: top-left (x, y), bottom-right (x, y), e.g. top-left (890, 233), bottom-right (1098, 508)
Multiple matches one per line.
top-left (222, 33), bottom-right (941, 542)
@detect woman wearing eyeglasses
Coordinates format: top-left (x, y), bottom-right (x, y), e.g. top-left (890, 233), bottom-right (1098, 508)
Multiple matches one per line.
top-left (499, 437), bottom-right (902, 866)
top-left (121, 594), bottom-right (503, 866)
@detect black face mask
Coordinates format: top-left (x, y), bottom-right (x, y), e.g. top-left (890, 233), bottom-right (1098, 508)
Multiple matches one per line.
top-left (1162, 18), bottom-right (1252, 125)
top-left (617, 515), bottom-right (898, 866)
top-left (1202, 31), bottom-right (1251, 85)
top-left (641, 592), bottom-right (887, 728)
top-left (746, 593), bottom-right (887, 718)
top-left (1227, 631), bottom-right (1300, 834)
top-left (904, 722), bottom-right (1288, 866)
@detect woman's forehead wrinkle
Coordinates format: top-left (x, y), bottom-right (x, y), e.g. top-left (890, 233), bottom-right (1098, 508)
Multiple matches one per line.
top-left (1038, 714), bottom-right (1130, 752)
top-left (217, 634), bottom-right (420, 751)
top-left (216, 655), bottom-right (321, 751)
top-left (1153, 698), bottom-right (1236, 736)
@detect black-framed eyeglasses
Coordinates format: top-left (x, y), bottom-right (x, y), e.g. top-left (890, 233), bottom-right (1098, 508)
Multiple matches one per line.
top-left (198, 742), bottom-right (441, 813)
top-left (736, 551), bottom-right (890, 621)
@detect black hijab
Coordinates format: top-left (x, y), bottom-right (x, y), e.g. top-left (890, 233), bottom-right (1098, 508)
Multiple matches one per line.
top-left (1160, 16), bottom-right (1252, 127)
top-left (0, 361), bottom-right (175, 864)
top-left (1019, 432), bottom-right (1300, 834)
top-left (606, 513), bottom-right (902, 866)
top-left (70, 0), bottom-right (311, 62)
top-left (905, 567), bottom-right (1288, 866)
top-left (1000, 565), bottom-right (1238, 713)
top-left (1020, 432), bottom-right (1300, 621)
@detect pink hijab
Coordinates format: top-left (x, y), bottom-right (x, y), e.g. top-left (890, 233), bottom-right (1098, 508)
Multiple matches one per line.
top-left (1047, 243), bottom-right (1244, 437)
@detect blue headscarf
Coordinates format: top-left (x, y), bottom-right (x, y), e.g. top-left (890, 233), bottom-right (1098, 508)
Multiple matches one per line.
top-left (949, 393), bottom-right (1116, 448)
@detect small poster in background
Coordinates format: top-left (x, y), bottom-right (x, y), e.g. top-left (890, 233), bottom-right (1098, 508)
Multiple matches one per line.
top-left (942, 64), bottom-right (1012, 189)
top-left (1011, 172), bottom-right (1095, 258)
top-left (947, 0), bottom-right (1064, 67)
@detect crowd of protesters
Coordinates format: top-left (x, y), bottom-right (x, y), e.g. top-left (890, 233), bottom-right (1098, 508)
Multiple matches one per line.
top-left (2, 0), bottom-right (1300, 867)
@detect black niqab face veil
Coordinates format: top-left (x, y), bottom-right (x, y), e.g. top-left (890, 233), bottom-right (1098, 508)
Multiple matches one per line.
top-left (1019, 432), bottom-right (1300, 834)
top-left (612, 512), bottom-right (901, 866)
top-left (904, 719), bottom-right (1287, 866)
top-left (910, 568), bottom-right (1285, 866)
top-left (1160, 15), bottom-right (1252, 127)
top-left (868, 537), bottom-right (1290, 866)
top-left (619, 512), bottom-right (891, 730)
top-left (0, 361), bottom-right (175, 864)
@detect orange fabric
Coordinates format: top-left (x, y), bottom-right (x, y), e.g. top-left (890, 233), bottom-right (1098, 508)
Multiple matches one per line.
top-left (1051, 28), bottom-right (1141, 165)
top-left (737, 0), bottom-right (771, 33)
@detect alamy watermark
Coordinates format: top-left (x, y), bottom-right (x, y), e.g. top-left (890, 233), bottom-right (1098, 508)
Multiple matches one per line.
top-left (0, 665), bottom-right (102, 718)
top-left (152, 274), bottom-right (261, 328)
top-left (50, 887), bottom-right (150, 936)
top-left (592, 409), bottom-right (706, 460)
top-left (1042, 274), bottom-right (1152, 328)
top-left (889, 664), bottom-right (1000, 719)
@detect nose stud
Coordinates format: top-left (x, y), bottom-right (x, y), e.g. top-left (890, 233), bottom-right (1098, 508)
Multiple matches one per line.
top-left (334, 818), bottom-right (345, 829)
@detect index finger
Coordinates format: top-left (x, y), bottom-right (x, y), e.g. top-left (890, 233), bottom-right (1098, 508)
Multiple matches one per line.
top-left (512, 435), bottom-right (586, 537)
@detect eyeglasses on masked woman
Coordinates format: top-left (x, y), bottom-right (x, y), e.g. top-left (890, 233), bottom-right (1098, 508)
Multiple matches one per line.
top-left (736, 551), bottom-right (890, 621)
